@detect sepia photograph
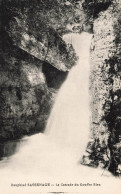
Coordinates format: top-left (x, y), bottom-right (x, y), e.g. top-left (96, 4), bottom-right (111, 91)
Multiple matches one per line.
top-left (0, 0), bottom-right (121, 193)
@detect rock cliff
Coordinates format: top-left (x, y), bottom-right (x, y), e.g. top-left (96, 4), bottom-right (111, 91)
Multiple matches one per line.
top-left (81, 0), bottom-right (121, 176)
top-left (0, 0), bottom-right (79, 141)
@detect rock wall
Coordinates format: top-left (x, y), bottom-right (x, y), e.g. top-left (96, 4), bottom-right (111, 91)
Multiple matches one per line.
top-left (0, 45), bottom-right (54, 141)
top-left (84, 1), bottom-right (121, 175)
top-left (7, 16), bottom-right (77, 71)
top-left (0, 0), bottom-right (79, 142)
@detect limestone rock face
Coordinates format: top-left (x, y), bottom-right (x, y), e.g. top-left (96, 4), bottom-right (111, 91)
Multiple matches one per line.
top-left (0, 47), bottom-right (54, 141)
top-left (0, 0), bottom-right (79, 141)
top-left (87, 1), bottom-right (121, 175)
top-left (7, 16), bottom-right (77, 71)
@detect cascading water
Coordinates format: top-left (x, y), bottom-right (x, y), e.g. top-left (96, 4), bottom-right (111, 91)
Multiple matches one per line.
top-left (0, 32), bottom-right (119, 188)
top-left (45, 32), bottom-right (93, 162)
top-left (0, 32), bottom-right (93, 173)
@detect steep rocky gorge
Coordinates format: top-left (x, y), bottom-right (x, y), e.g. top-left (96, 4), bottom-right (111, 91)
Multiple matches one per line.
top-left (0, 0), bottom-right (121, 175)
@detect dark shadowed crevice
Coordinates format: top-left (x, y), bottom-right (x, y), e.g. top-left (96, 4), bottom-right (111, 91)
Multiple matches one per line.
top-left (82, 0), bottom-right (112, 18)
top-left (42, 62), bottom-right (69, 89)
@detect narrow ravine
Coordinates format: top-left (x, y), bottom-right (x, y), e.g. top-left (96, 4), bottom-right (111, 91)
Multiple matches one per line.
top-left (0, 32), bottom-right (120, 194)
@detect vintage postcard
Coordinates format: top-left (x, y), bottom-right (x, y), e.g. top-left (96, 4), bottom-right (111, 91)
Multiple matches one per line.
top-left (0, 0), bottom-right (121, 194)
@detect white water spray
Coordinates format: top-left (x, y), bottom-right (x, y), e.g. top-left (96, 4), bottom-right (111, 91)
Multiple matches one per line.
top-left (0, 32), bottom-right (118, 186)
top-left (45, 32), bottom-right (93, 161)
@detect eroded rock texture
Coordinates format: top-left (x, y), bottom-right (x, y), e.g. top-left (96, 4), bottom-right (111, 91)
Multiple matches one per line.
top-left (0, 0), bottom-right (80, 141)
top-left (82, 0), bottom-right (121, 175)
top-left (0, 0), bottom-right (121, 175)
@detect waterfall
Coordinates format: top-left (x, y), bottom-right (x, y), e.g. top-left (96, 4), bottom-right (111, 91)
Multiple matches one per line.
top-left (0, 32), bottom-right (118, 182)
top-left (45, 32), bottom-right (93, 161)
